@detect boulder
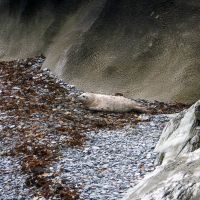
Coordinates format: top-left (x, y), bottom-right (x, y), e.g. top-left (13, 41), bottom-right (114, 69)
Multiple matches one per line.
top-left (123, 100), bottom-right (200, 200)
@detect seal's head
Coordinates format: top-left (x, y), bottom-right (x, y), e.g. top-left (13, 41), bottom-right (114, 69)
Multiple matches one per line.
top-left (77, 93), bottom-right (93, 103)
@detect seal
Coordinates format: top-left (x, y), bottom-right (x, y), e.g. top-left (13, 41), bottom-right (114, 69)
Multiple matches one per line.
top-left (77, 92), bottom-right (148, 113)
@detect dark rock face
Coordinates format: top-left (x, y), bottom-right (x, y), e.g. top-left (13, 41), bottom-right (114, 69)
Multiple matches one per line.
top-left (0, 0), bottom-right (200, 103)
top-left (195, 105), bottom-right (200, 121)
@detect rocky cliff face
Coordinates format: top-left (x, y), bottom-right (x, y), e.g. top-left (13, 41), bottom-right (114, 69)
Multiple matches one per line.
top-left (0, 0), bottom-right (200, 103)
top-left (123, 101), bottom-right (200, 200)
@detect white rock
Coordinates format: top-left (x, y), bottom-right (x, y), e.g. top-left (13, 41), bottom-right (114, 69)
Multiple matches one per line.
top-left (123, 100), bottom-right (200, 200)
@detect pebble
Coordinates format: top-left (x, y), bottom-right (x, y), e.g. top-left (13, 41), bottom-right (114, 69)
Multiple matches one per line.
top-left (58, 115), bottom-right (169, 200)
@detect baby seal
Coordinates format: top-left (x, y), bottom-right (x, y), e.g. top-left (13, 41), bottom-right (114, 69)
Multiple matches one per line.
top-left (77, 92), bottom-right (148, 113)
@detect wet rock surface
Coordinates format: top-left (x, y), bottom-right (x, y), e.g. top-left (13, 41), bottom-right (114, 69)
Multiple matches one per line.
top-left (0, 57), bottom-right (189, 199)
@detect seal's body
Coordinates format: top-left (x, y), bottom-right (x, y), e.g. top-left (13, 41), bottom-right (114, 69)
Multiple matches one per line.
top-left (78, 92), bottom-right (148, 113)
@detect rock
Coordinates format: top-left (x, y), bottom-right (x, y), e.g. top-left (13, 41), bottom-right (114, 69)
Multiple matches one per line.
top-left (123, 100), bottom-right (200, 200)
top-left (123, 148), bottom-right (200, 200)
top-left (195, 105), bottom-right (200, 121)
top-left (155, 101), bottom-right (200, 164)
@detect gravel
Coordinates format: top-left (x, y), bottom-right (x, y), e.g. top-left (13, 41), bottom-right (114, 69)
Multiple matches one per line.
top-left (59, 115), bottom-right (169, 200)
top-left (0, 156), bottom-right (30, 200)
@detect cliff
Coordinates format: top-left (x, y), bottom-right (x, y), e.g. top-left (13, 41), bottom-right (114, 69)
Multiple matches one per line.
top-left (0, 0), bottom-right (199, 103)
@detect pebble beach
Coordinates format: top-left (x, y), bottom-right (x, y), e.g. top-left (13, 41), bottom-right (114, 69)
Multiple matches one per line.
top-left (0, 57), bottom-right (188, 200)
